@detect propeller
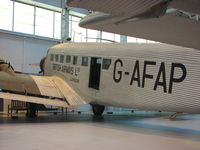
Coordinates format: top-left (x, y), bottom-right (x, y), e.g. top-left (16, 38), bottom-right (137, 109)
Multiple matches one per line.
top-left (29, 57), bottom-right (46, 74)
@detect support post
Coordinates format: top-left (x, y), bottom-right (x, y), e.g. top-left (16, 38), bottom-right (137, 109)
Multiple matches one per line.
top-left (61, 0), bottom-right (69, 42)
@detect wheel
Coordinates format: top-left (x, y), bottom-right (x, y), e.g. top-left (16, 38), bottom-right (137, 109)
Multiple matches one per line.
top-left (92, 104), bottom-right (105, 116)
top-left (26, 103), bottom-right (37, 118)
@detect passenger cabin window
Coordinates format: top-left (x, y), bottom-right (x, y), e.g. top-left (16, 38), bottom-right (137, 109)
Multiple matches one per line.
top-left (55, 55), bottom-right (59, 62)
top-left (82, 56), bottom-right (88, 66)
top-left (73, 56), bottom-right (78, 65)
top-left (97, 58), bottom-right (102, 64)
top-left (50, 54), bottom-right (54, 61)
top-left (60, 55), bottom-right (64, 63)
top-left (66, 55), bottom-right (71, 63)
top-left (102, 59), bottom-right (111, 70)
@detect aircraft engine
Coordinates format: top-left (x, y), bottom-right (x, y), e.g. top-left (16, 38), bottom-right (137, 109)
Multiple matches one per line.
top-left (0, 59), bottom-right (14, 72)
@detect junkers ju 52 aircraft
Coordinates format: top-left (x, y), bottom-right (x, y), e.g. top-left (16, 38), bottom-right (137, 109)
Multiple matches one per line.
top-left (0, 43), bottom-right (200, 117)
top-left (0, 0), bottom-right (200, 117)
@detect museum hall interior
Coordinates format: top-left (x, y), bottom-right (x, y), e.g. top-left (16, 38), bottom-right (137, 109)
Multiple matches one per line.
top-left (0, 0), bottom-right (200, 150)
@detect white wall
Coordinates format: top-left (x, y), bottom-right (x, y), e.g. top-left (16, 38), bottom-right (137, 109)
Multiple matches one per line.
top-left (0, 32), bottom-right (58, 73)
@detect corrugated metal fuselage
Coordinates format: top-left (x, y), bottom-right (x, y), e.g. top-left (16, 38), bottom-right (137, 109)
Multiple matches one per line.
top-left (44, 43), bottom-right (200, 113)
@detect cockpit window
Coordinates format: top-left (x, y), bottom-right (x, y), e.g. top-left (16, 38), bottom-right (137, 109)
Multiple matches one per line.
top-left (82, 56), bottom-right (88, 66)
top-left (60, 55), bottom-right (64, 63)
top-left (102, 59), bottom-right (111, 70)
top-left (50, 54), bottom-right (54, 61)
top-left (55, 55), bottom-right (59, 62)
top-left (73, 56), bottom-right (78, 65)
top-left (66, 55), bottom-right (71, 63)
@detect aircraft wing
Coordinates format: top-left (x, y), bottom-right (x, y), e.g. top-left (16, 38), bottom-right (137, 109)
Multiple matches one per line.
top-left (68, 0), bottom-right (200, 50)
top-left (79, 12), bottom-right (200, 50)
top-left (68, 0), bottom-right (164, 17)
top-left (0, 67), bottom-right (86, 107)
top-left (68, 0), bottom-right (200, 16)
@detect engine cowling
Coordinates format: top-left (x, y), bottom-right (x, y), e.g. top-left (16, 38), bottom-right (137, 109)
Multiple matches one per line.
top-left (0, 59), bottom-right (14, 73)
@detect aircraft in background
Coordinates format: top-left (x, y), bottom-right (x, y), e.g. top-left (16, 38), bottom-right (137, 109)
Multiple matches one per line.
top-left (0, 43), bottom-right (200, 117)
top-left (68, 0), bottom-right (200, 50)
top-left (1, 0), bottom-right (200, 117)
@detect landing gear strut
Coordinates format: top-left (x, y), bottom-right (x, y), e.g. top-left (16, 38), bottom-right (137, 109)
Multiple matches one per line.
top-left (91, 104), bottom-right (105, 116)
top-left (26, 103), bottom-right (37, 118)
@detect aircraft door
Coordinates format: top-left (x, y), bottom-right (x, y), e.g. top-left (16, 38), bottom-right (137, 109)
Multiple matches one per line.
top-left (89, 57), bottom-right (102, 90)
top-left (0, 98), bottom-right (3, 112)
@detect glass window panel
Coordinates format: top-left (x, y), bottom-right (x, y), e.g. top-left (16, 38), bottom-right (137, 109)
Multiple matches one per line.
top-left (69, 15), bottom-right (72, 38)
top-left (114, 34), bottom-right (121, 42)
top-left (66, 55), bottom-right (71, 63)
top-left (73, 56), bottom-right (78, 65)
top-left (50, 54), bottom-right (54, 61)
top-left (102, 32), bottom-right (114, 43)
top-left (35, 7), bottom-right (53, 38)
top-left (127, 36), bottom-right (137, 43)
top-left (102, 59), bottom-right (111, 70)
top-left (71, 16), bottom-right (86, 42)
top-left (14, 2), bottom-right (34, 34)
top-left (87, 29), bottom-right (99, 42)
top-left (137, 38), bottom-right (147, 43)
top-left (72, 16), bottom-right (81, 22)
top-left (0, 0), bottom-right (13, 30)
top-left (55, 55), bottom-right (59, 62)
top-left (147, 40), bottom-right (157, 43)
top-left (82, 56), bottom-right (88, 66)
top-left (73, 27), bottom-right (86, 42)
top-left (60, 55), bottom-right (64, 63)
top-left (54, 12), bottom-right (61, 39)
top-left (97, 58), bottom-right (102, 64)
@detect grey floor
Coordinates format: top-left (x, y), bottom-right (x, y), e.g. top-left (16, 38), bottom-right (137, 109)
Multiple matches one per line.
top-left (0, 111), bottom-right (200, 150)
